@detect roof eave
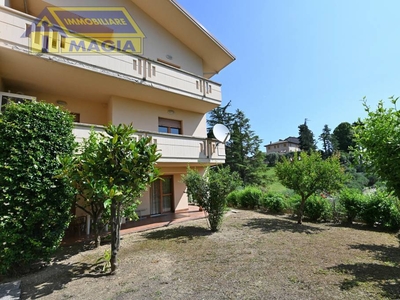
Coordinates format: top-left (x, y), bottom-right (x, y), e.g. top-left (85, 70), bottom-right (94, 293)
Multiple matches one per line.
top-left (131, 0), bottom-right (235, 77)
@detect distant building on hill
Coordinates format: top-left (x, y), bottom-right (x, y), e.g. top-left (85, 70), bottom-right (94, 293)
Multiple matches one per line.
top-left (265, 136), bottom-right (300, 154)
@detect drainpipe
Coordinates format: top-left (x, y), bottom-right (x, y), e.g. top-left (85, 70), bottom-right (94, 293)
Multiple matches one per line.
top-left (23, 0), bottom-right (28, 13)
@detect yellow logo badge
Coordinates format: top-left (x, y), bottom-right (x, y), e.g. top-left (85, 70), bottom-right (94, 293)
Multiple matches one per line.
top-left (24, 7), bottom-right (145, 55)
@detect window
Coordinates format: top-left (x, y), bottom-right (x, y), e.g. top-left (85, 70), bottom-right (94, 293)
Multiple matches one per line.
top-left (158, 118), bottom-right (182, 134)
top-left (71, 113), bottom-right (80, 123)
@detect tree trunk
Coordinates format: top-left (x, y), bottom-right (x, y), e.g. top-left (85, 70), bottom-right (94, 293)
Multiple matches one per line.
top-left (297, 198), bottom-right (306, 224)
top-left (110, 200), bottom-right (121, 275)
top-left (92, 215), bottom-right (101, 248)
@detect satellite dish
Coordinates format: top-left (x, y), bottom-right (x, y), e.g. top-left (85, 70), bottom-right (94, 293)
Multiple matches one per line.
top-left (213, 124), bottom-right (231, 143)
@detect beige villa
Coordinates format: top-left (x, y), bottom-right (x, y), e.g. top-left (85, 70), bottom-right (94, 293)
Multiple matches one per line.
top-left (0, 0), bottom-right (235, 229)
top-left (265, 137), bottom-right (301, 154)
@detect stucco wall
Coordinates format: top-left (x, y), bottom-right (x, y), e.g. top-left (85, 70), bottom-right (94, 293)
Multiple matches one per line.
top-left (45, 0), bottom-right (203, 76)
top-left (109, 96), bottom-right (207, 137)
top-left (135, 166), bottom-right (201, 216)
top-left (27, 92), bottom-right (109, 125)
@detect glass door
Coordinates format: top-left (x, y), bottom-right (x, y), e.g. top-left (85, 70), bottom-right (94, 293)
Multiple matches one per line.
top-left (162, 177), bottom-right (173, 212)
top-left (150, 180), bottom-right (161, 215)
top-left (151, 176), bottom-right (173, 215)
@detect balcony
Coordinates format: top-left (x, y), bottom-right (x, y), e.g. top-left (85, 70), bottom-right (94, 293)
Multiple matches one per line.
top-left (73, 123), bottom-right (226, 165)
top-left (0, 6), bottom-right (222, 113)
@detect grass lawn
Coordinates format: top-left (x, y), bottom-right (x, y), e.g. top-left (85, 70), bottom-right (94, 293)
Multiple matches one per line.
top-left (265, 167), bottom-right (288, 193)
top-left (13, 210), bottom-right (400, 300)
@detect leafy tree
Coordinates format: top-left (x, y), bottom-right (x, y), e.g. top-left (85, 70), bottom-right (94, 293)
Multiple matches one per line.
top-left (208, 102), bottom-right (267, 185)
top-left (354, 97), bottom-right (400, 199)
top-left (97, 124), bottom-right (160, 274)
top-left (182, 166), bottom-right (240, 231)
top-left (344, 167), bottom-right (369, 191)
top-left (0, 101), bottom-right (75, 275)
top-left (333, 122), bottom-right (355, 152)
top-left (275, 151), bottom-right (346, 224)
top-left (61, 124), bottom-right (160, 274)
top-left (60, 131), bottom-right (109, 248)
top-left (319, 124), bottom-right (334, 158)
top-left (265, 152), bottom-right (280, 167)
top-left (298, 119), bottom-right (316, 152)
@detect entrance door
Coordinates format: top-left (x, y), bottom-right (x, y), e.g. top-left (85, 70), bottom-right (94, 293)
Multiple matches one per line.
top-left (150, 176), bottom-right (173, 215)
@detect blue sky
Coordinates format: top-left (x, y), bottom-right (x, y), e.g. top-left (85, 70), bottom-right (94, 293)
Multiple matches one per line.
top-left (178, 0), bottom-right (400, 148)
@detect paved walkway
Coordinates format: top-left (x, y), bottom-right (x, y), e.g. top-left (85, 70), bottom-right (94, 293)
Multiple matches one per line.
top-left (0, 281), bottom-right (20, 300)
top-left (62, 205), bottom-right (207, 245)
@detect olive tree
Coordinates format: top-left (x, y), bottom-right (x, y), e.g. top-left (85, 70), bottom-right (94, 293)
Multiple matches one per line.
top-left (275, 151), bottom-right (346, 224)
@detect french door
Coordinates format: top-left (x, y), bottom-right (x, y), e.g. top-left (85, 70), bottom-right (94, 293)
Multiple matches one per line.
top-left (150, 176), bottom-right (173, 215)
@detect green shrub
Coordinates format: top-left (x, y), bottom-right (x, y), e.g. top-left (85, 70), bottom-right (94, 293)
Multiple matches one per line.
top-left (265, 152), bottom-right (280, 167)
top-left (361, 190), bottom-right (400, 230)
top-left (262, 192), bottom-right (287, 214)
top-left (183, 166), bottom-right (240, 232)
top-left (0, 101), bottom-right (76, 275)
top-left (226, 190), bottom-right (242, 207)
top-left (303, 195), bottom-right (332, 222)
top-left (339, 188), bottom-right (366, 223)
top-left (287, 194), bottom-right (301, 215)
top-left (238, 186), bottom-right (263, 209)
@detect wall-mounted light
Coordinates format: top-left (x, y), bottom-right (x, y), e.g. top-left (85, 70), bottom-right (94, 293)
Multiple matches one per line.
top-left (167, 109), bottom-right (175, 115)
top-left (56, 100), bottom-right (67, 106)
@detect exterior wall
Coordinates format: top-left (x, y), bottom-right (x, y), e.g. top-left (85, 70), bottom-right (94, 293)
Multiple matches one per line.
top-left (266, 142), bottom-right (300, 154)
top-left (45, 0), bottom-right (203, 76)
top-left (0, 1), bottom-right (229, 224)
top-left (0, 5), bottom-right (222, 108)
top-left (288, 143), bottom-right (300, 152)
top-left (75, 167), bottom-right (194, 219)
top-left (109, 96), bottom-right (207, 137)
top-left (135, 166), bottom-right (198, 216)
top-left (10, 90), bottom-right (109, 125)
top-left (136, 190), bottom-right (150, 217)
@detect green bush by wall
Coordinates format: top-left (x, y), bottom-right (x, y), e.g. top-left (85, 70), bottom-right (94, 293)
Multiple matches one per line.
top-left (0, 101), bottom-right (76, 275)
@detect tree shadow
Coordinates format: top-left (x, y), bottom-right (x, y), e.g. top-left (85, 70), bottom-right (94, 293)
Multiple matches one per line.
top-left (325, 221), bottom-right (397, 233)
top-left (328, 263), bottom-right (400, 298)
top-left (142, 225), bottom-right (212, 240)
top-left (19, 258), bottom-right (110, 299)
top-left (52, 241), bottom-right (97, 263)
top-left (329, 243), bottom-right (400, 298)
top-left (243, 216), bottom-right (325, 235)
top-left (350, 244), bottom-right (400, 265)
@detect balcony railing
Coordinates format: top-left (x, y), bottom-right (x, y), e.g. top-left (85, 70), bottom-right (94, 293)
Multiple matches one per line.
top-left (0, 6), bottom-right (222, 103)
top-left (73, 123), bottom-right (226, 164)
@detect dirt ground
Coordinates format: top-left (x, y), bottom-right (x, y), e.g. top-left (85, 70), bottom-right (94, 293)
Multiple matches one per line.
top-left (9, 210), bottom-right (400, 299)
